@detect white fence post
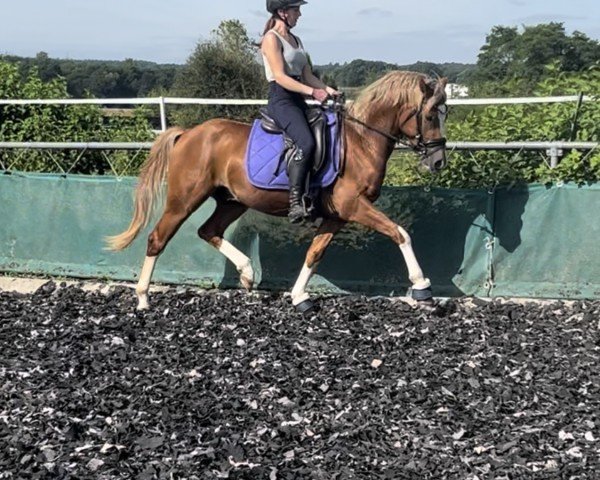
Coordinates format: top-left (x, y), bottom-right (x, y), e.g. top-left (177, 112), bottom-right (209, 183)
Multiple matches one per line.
top-left (159, 97), bottom-right (167, 132)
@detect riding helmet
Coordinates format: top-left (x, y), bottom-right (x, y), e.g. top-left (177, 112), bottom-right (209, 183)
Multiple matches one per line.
top-left (266, 0), bottom-right (307, 14)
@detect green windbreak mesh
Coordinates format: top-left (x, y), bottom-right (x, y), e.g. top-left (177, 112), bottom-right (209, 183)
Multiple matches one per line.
top-left (492, 184), bottom-right (600, 298)
top-left (1, 174), bottom-right (598, 299)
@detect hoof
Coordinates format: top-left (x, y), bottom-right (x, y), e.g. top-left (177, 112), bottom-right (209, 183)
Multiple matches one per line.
top-left (136, 303), bottom-right (149, 311)
top-left (239, 263), bottom-right (254, 291)
top-left (411, 286), bottom-right (433, 302)
top-left (240, 275), bottom-right (254, 291)
top-left (136, 293), bottom-right (149, 311)
top-left (295, 299), bottom-right (316, 315)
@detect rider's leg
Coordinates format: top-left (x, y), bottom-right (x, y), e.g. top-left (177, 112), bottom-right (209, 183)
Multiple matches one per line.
top-left (268, 84), bottom-right (315, 223)
top-left (287, 143), bottom-right (313, 223)
top-left (282, 116), bottom-right (315, 223)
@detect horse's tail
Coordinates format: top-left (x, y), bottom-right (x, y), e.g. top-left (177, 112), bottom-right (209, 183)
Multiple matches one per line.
top-left (105, 127), bottom-right (185, 251)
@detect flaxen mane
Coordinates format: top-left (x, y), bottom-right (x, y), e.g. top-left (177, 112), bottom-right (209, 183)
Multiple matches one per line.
top-left (349, 71), bottom-right (425, 119)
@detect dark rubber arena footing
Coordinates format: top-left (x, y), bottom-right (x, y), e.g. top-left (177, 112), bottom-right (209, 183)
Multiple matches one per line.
top-left (1, 281), bottom-right (599, 478)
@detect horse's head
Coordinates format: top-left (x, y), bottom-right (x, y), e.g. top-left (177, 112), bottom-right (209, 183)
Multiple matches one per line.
top-left (346, 71), bottom-right (449, 173)
top-left (400, 76), bottom-right (448, 173)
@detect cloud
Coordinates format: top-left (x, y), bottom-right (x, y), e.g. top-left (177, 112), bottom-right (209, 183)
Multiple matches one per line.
top-left (357, 8), bottom-right (394, 17)
top-left (506, 0), bottom-right (526, 6)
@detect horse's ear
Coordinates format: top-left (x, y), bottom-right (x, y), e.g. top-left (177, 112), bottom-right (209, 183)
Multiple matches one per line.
top-left (419, 77), bottom-right (436, 95)
top-left (435, 77), bottom-right (449, 103)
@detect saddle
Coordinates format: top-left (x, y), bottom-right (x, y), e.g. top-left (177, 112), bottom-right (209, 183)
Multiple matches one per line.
top-left (258, 106), bottom-right (330, 175)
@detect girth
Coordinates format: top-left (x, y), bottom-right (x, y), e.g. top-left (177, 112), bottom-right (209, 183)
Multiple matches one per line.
top-left (259, 106), bottom-right (329, 175)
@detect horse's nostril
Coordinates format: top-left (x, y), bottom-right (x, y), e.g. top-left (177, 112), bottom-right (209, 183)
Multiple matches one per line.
top-left (434, 159), bottom-right (445, 170)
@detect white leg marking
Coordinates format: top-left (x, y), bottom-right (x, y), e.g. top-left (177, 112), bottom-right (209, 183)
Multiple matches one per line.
top-left (397, 226), bottom-right (431, 290)
top-left (217, 240), bottom-right (254, 289)
top-left (291, 263), bottom-right (316, 306)
top-left (136, 255), bottom-right (157, 310)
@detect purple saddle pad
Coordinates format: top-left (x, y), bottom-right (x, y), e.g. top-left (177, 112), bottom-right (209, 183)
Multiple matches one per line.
top-left (245, 111), bottom-right (340, 190)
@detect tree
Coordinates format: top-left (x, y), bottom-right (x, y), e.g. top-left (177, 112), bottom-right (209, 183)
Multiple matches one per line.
top-left (214, 20), bottom-right (253, 56)
top-left (514, 23), bottom-right (569, 81)
top-left (34, 51), bottom-right (62, 82)
top-left (171, 20), bottom-right (267, 126)
top-left (472, 26), bottom-right (519, 82)
top-left (563, 31), bottom-right (600, 72)
top-left (467, 23), bottom-right (600, 94)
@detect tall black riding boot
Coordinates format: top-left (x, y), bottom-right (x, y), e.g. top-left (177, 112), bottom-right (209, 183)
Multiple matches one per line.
top-left (287, 150), bottom-right (311, 224)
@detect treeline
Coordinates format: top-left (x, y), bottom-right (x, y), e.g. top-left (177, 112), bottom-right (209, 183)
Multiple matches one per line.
top-left (0, 52), bottom-right (179, 98)
top-left (0, 53), bottom-right (472, 98)
top-left (1, 22), bottom-right (597, 98)
top-left (1, 20), bottom-right (599, 185)
top-left (317, 61), bottom-right (474, 87)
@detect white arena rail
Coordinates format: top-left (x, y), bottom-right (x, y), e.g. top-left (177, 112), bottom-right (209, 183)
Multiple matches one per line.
top-left (0, 95), bottom-right (597, 169)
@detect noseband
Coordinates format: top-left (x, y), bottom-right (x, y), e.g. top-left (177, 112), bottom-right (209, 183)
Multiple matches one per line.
top-left (340, 97), bottom-right (447, 159)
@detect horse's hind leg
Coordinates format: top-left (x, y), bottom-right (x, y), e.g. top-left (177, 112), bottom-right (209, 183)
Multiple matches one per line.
top-left (291, 218), bottom-right (345, 313)
top-left (137, 193), bottom-right (211, 310)
top-left (197, 199), bottom-right (252, 289)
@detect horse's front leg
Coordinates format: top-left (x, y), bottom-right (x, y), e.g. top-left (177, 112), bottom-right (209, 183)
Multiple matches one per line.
top-left (345, 195), bottom-right (432, 302)
top-left (291, 218), bottom-right (345, 314)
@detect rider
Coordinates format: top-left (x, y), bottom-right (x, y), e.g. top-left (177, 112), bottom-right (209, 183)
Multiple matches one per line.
top-left (261, 0), bottom-right (340, 223)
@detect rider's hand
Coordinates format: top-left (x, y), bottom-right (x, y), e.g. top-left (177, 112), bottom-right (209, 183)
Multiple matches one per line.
top-left (326, 86), bottom-right (342, 97)
top-left (311, 88), bottom-right (329, 103)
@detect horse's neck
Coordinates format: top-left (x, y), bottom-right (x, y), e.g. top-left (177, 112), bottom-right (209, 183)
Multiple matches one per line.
top-left (342, 104), bottom-right (413, 196)
top-left (346, 106), bottom-right (399, 164)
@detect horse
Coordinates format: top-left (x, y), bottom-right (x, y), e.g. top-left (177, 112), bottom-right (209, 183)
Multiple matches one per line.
top-left (106, 71), bottom-right (449, 313)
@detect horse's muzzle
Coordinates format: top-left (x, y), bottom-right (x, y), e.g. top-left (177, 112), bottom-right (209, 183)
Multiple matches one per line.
top-left (416, 137), bottom-right (447, 173)
top-left (431, 156), bottom-right (447, 172)
top-left (421, 149), bottom-right (447, 173)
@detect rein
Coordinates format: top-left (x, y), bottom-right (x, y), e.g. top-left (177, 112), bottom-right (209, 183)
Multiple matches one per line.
top-left (333, 97), bottom-right (447, 157)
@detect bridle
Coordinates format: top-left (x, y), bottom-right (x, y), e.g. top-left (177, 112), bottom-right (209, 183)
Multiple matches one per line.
top-left (337, 95), bottom-right (447, 159)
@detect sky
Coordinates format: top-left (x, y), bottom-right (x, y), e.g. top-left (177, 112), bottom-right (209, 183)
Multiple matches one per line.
top-left (1, 0), bottom-right (599, 66)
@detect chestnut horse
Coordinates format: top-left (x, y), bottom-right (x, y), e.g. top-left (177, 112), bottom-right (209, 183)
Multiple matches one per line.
top-left (107, 71), bottom-right (448, 312)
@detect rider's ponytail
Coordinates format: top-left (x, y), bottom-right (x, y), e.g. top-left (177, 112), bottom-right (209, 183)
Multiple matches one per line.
top-left (259, 15), bottom-right (278, 46)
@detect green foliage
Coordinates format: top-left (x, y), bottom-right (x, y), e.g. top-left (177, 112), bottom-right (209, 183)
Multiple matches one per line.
top-left (0, 53), bottom-right (180, 98)
top-left (1, 51), bottom-right (473, 99)
top-left (319, 60), bottom-right (397, 87)
top-left (386, 66), bottom-right (600, 188)
top-left (0, 61), bottom-right (154, 175)
top-left (170, 20), bottom-right (267, 127)
top-left (1, 19), bottom-right (598, 185)
top-left (466, 23), bottom-right (600, 95)
top-left (319, 60), bottom-right (475, 87)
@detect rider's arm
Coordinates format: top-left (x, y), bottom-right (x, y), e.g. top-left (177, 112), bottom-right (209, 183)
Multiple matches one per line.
top-left (262, 32), bottom-right (314, 96)
top-left (302, 65), bottom-right (338, 96)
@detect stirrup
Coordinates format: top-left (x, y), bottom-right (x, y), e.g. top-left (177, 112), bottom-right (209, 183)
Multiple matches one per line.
top-left (301, 194), bottom-right (315, 217)
top-left (288, 203), bottom-right (306, 224)
top-left (288, 195), bottom-right (314, 224)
